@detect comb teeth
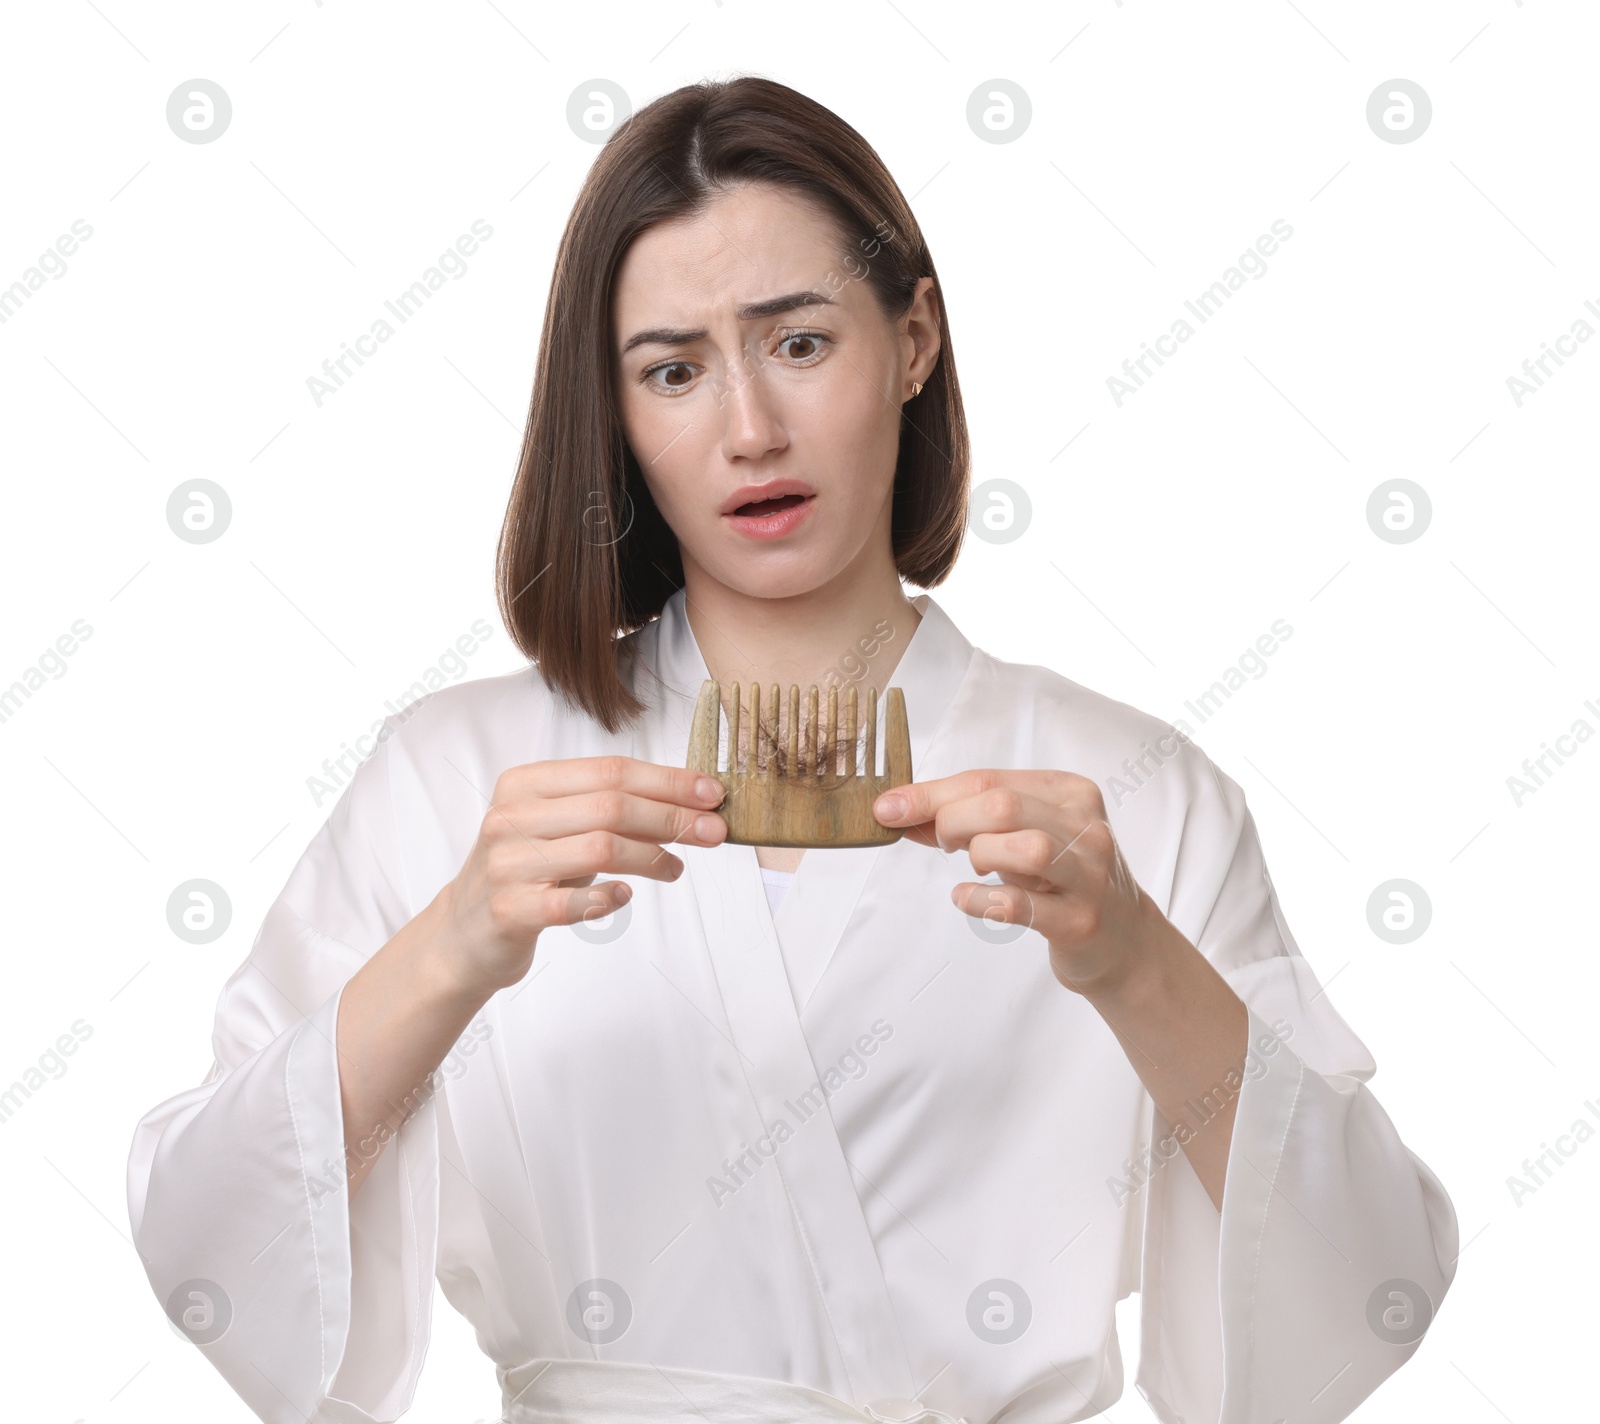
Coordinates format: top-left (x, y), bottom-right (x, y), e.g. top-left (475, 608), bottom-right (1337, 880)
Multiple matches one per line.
top-left (687, 680), bottom-right (912, 848)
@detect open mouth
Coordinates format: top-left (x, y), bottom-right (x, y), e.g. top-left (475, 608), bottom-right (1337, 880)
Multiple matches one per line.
top-left (733, 493), bottom-right (811, 518)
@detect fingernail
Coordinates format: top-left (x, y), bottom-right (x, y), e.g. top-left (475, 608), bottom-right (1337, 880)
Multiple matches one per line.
top-left (615, 883), bottom-right (632, 903)
top-left (876, 793), bottom-right (906, 820)
top-left (694, 814), bottom-right (723, 840)
top-left (696, 776), bottom-right (724, 802)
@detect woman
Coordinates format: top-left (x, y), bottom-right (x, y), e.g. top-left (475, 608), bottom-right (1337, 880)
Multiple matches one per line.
top-left (128, 76), bottom-right (1456, 1424)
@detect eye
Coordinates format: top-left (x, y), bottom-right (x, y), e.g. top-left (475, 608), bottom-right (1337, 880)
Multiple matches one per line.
top-left (639, 359), bottom-right (699, 393)
top-left (636, 329), bottom-right (832, 396)
top-left (775, 329), bottom-right (830, 363)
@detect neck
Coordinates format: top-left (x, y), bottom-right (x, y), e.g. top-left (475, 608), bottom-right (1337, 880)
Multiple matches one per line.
top-left (679, 555), bottom-right (922, 705)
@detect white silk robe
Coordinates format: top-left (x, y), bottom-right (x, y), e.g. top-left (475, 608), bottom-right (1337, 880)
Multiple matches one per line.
top-left (127, 588), bottom-right (1458, 1424)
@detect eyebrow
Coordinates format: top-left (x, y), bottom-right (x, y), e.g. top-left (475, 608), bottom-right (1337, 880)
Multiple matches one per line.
top-left (620, 290), bottom-right (837, 355)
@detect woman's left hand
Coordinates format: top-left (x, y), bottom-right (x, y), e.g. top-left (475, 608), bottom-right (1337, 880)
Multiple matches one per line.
top-left (873, 769), bottom-right (1165, 995)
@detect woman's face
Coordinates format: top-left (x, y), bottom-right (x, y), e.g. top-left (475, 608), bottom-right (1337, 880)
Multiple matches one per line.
top-left (611, 182), bottom-right (939, 602)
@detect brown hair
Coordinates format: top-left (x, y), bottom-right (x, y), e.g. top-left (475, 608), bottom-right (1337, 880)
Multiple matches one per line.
top-left (495, 75), bottom-right (970, 733)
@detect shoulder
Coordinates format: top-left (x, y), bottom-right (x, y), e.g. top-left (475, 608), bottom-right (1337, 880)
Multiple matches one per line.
top-left (314, 657), bottom-right (629, 855)
top-left (373, 611), bottom-right (675, 763)
top-left (956, 646), bottom-right (1222, 801)
top-left (949, 643), bottom-right (1251, 866)
top-left (382, 662), bottom-right (550, 743)
top-left (376, 658), bottom-right (621, 771)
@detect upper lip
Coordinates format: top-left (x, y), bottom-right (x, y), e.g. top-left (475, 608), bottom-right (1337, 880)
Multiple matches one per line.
top-left (719, 479), bottom-right (817, 516)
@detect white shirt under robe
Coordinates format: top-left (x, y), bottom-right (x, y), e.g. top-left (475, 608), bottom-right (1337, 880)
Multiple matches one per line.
top-left (126, 587), bottom-right (1458, 1424)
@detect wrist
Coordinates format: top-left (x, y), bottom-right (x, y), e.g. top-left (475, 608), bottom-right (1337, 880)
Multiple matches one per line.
top-left (1067, 889), bottom-right (1183, 1010)
top-left (412, 887), bottom-right (512, 1008)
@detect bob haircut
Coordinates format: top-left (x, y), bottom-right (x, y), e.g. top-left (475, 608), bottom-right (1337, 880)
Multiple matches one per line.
top-left (495, 75), bottom-right (970, 733)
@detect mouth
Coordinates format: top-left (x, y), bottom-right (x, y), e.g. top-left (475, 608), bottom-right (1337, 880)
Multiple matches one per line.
top-left (731, 493), bottom-right (811, 518)
top-left (722, 490), bottom-right (817, 540)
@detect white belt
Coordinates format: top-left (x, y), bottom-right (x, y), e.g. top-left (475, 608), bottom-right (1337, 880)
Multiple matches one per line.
top-left (500, 1358), bottom-right (970, 1424)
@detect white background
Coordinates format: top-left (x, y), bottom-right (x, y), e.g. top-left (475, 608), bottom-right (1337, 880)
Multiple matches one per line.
top-left (2, 1), bottom-right (1595, 1420)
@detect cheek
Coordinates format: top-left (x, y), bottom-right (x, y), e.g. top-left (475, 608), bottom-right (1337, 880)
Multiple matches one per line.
top-left (621, 388), bottom-right (699, 486)
top-left (796, 364), bottom-right (900, 475)
top-left (630, 407), bottom-right (724, 528)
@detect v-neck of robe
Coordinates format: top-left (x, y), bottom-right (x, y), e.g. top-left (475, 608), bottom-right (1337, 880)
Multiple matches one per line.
top-left (620, 588), bottom-right (982, 1403)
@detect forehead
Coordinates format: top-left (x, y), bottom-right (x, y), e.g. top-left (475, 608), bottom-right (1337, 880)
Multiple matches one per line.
top-left (611, 183), bottom-right (852, 327)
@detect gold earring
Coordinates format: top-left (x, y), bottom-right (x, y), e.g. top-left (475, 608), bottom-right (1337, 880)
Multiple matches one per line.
top-left (910, 381), bottom-right (923, 397)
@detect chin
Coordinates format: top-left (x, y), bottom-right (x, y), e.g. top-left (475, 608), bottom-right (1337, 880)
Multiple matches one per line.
top-left (696, 548), bottom-right (834, 602)
top-left (721, 566), bottom-right (831, 602)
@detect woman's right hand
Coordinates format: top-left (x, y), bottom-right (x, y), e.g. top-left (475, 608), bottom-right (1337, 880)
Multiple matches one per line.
top-left (433, 755), bottom-right (729, 996)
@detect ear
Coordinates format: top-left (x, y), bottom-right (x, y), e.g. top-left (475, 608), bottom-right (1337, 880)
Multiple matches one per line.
top-left (901, 276), bottom-right (942, 399)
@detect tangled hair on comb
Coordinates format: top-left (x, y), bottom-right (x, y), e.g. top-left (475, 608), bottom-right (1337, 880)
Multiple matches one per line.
top-left (722, 683), bottom-right (879, 779)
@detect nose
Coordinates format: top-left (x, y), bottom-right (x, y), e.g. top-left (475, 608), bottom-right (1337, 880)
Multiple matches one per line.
top-left (714, 353), bottom-right (788, 462)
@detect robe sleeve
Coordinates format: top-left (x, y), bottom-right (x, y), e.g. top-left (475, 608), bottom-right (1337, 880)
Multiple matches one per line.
top-left (1134, 741), bottom-right (1459, 1424)
top-left (125, 727), bottom-right (445, 1424)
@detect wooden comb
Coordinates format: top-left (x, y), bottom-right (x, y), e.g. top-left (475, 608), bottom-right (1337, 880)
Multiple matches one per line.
top-left (686, 680), bottom-right (912, 848)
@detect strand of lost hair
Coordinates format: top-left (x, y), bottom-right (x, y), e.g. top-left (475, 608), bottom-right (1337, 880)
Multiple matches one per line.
top-left (722, 686), bottom-right (882, 778)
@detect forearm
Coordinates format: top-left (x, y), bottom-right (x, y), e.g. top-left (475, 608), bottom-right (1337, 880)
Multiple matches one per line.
top-left (1080, 890), bottom-right (1249, 1210)
top-left (335, 890), bottom-right (493, 1200)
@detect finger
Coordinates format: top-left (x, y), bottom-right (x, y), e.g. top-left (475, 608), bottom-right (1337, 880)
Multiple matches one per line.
top-left (505, 879), bottom-right (635, 937)
top-left (872, 769), bottom-right (993, 828)
top-left (506, 755), bottom-right (728, 810)
top-left (972, 821), bottom-right (1134, 907)
top-left (895, 821), bottom-right (942, 849)
top-left (965, 827), bottom-right (1071, 890)
top-left (557, 880), bottom-right (633, 929)
top-left (502, 829), bottom-right (691, 886)
top-left (492, 786), bottom-right (727, 852)
top-left (873, 769), bottom-right (1080, 831)
top-left (949, 879), bottom-right (1043, 935)
top-left (976, 819), bottom-right (1122, 889)
top-left (922, 787), bottom-right (1074, 854)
